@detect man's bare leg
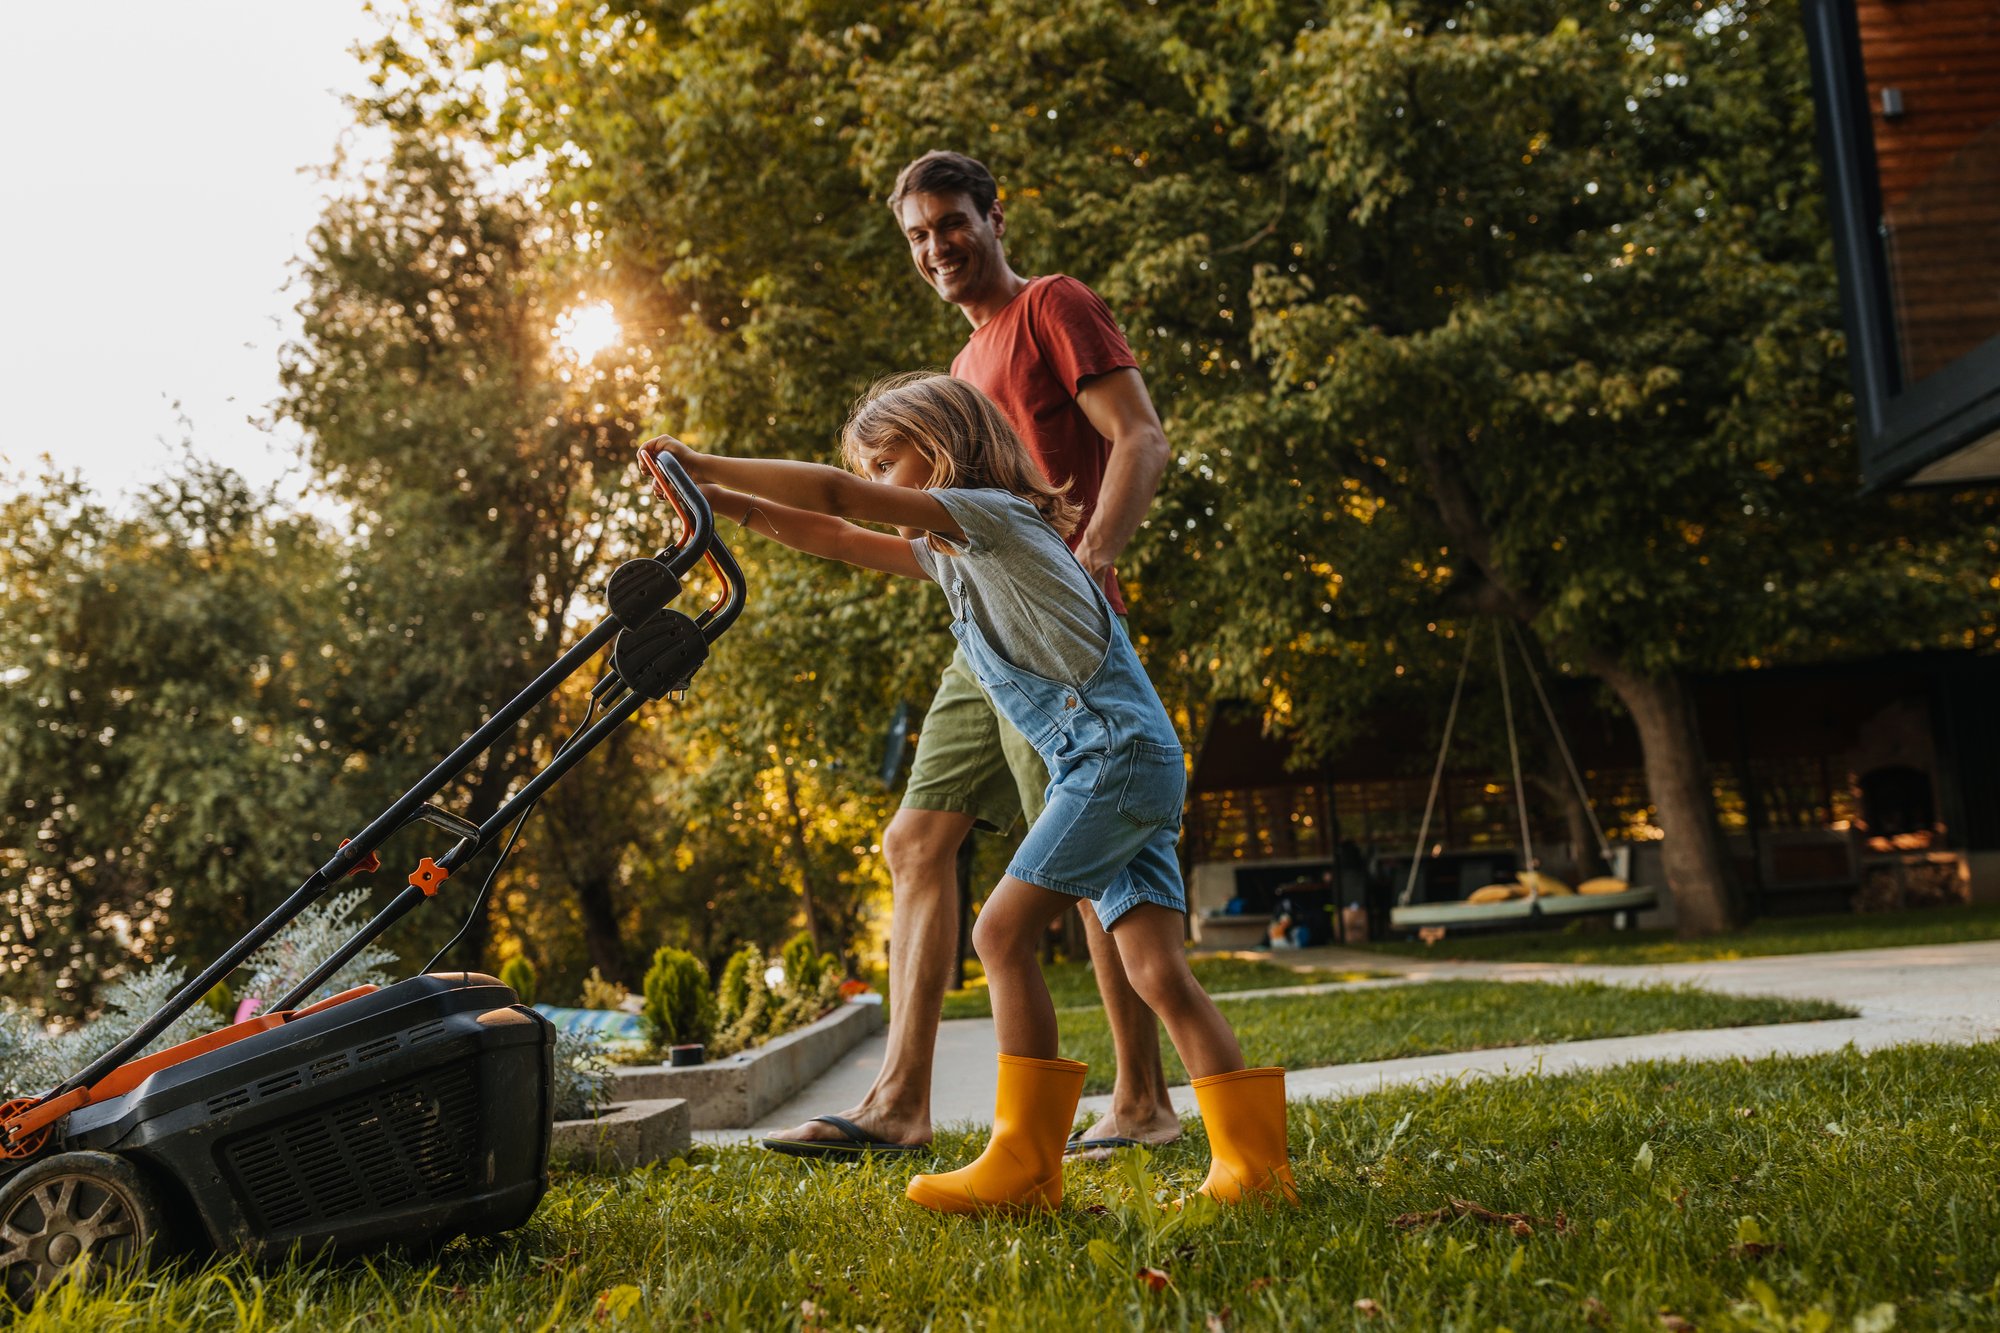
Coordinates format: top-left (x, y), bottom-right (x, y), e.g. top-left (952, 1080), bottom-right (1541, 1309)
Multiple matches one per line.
top-left (765, 806), bottom-right (971, 1148)
top-left (1070, 900), bottom-right (1182, 1154)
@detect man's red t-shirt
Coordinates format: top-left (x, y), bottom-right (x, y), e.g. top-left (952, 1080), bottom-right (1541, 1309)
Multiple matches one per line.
top-left (951, 274), bottom-right (1138, 615)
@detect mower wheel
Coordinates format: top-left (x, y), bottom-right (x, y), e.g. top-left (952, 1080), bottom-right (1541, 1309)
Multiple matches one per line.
top-left (0, 1151), bottom-right (175, 1306)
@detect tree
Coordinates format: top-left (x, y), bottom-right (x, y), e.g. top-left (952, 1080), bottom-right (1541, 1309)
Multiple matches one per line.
top-left (277, 122), bottom-right (661, 970)
top-left (1172, 0), bottom-right (2000, 933)
top-left (393, 0), bottom-right (2000, 941)
top-left (0, 461), bottom-right (363, 1012)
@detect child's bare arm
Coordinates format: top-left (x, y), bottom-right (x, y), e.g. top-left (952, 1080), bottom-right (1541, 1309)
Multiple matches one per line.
top-left (649, 436), bottom-right (963, 541)
top-left (700, 484), bottom-right (926, 579)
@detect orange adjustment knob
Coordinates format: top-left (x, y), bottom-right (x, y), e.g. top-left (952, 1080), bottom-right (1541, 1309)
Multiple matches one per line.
top-left (339, 839), bottom-right (382, 875)
top-left (409, 858), bottom-right (451, 896)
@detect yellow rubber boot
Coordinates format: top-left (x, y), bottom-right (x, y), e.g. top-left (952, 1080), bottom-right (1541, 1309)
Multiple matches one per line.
top-left (1192, 1067), bottom-right (1299, 1205)
top-left (906, 1054), bottom-right (1087, 1215)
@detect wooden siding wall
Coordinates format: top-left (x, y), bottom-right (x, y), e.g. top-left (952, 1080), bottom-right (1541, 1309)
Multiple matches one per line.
top-left (1855, 0), bottom-right (2000, 382)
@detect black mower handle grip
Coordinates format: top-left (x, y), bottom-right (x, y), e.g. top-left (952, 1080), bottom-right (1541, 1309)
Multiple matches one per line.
top-left (637, 441), bottom-right (746, 639)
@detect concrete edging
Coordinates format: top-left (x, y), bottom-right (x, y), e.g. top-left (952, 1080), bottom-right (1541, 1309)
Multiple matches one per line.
top-left (549, 1096), bottom-right (691, 1170)
top-left (611, 999), bottom-right (885, 1129)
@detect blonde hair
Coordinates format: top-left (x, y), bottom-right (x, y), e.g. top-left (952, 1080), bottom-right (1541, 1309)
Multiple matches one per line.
top-left (840, 372), bottom-right (1082, 545)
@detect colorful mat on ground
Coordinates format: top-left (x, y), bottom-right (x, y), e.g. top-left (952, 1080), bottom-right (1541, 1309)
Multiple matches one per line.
top-left (533, 1005), bottom-right (645, 1039)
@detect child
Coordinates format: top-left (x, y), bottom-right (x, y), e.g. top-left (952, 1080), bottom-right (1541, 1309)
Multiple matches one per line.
top-left (651, 372), bottom-right (1296, 1213)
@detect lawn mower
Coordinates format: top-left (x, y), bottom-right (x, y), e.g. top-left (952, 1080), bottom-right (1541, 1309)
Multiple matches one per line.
top-left (0, 446), bottom-right (742, 1304)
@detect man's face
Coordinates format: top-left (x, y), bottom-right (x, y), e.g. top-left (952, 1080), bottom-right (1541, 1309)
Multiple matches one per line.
top-left (897, 190), bottom-right (1005, 306)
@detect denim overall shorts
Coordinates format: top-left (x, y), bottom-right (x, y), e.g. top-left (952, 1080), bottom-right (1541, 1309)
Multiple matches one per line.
top-left (949, 594), bottom-right (1188, 928)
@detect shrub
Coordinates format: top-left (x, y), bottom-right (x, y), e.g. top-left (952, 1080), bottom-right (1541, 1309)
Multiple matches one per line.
top-left (714, 945), bottom-right (762, 1031)
top-left (580, 967), bottom-right (629, 1011)
top-left (640, 947), bottom-right (714, 1050)
top-left (242, 887), bottom-right (396, 1010)
top-left (780, 933), bottom-right (822, 994)
top-left (712, 979), bottom-right (771, 1059)
top-left (552, 1028), bottom-right (613, 1121)
top-left (499, 956), bottom-right (539, 1007)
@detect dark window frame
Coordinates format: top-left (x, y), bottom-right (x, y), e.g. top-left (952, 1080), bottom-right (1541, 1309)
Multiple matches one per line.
top-left (1802, 0), bottom-right (2000, 491)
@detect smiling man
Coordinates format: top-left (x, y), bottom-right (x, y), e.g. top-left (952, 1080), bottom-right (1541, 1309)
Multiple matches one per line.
top-left (763, 151), bottom-right (1180, 1160)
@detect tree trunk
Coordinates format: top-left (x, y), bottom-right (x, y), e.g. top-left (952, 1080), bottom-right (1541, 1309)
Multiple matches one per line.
top-left (773, 752), bottom-right (824, 953)
top-left (1591, 663), bottom-right (1739, 937)
top-left (573, 871), bottom-right (630, 986)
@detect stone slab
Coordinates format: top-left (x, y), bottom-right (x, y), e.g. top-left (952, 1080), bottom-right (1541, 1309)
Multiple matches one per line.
top-left (549, 1097), bottom-right (690, 1171)
top-left (613, 999), bottom-right (885, 1129)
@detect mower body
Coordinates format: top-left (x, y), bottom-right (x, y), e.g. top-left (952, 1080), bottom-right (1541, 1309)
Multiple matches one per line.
top-left (52, 973), bottom-right (552, 1260)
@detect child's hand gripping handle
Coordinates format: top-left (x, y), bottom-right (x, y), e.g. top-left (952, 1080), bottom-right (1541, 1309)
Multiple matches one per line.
top-left (638, 438), bottom-right (746, 640)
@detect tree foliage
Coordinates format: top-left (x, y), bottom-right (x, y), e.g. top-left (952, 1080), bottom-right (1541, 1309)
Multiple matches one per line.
top-left (430, 0), bottom-right (1998, 935)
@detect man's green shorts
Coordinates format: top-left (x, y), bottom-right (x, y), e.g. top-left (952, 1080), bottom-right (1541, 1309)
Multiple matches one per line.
top-left (902, 618), bottom-right (1130, 833)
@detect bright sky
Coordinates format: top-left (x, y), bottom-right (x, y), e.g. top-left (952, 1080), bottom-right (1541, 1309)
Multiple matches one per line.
top-left (0, 1), bottom-right (384, 502)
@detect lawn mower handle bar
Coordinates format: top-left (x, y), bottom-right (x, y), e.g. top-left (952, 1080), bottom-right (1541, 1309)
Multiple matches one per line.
top-left (35, 448), bottom-right (743, 1109)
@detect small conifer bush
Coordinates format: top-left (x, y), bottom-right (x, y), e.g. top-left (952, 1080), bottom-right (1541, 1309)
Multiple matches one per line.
top-left (640, 947), bottom-right (713, 1050)
top-left (498, 955), bottom-right (538, 1007)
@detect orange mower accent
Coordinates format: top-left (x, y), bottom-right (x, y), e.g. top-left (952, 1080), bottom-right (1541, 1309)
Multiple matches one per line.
top-left (409, 859), bottom-right (450, 896)
top-left (0, 984), bottom-right (385, 1150)
top-left (339, 838), bottom-right (382, 875)
top-left (0, 1097), bottom-right (58, 1159)
top-left (294, 983), bottom-right (379, 1017)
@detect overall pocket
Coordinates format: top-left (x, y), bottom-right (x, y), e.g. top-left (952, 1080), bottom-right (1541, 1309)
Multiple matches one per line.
top-left (1116, 741), bottom-right (1186, 827)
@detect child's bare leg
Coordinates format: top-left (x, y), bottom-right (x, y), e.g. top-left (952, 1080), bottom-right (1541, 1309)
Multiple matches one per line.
top-left (971, 876), bottom-right (1084, 1059)
top-left (1105, 903), bottom-right (1244, 1080)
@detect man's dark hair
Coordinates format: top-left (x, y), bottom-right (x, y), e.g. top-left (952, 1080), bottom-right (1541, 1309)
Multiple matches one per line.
top-left (888, 151), bottom-right (999, 219)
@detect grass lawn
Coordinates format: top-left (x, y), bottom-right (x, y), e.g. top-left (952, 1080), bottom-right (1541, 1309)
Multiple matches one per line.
top-left (938, 955), bottom-right (1381, 1021)
top-left (38, 1043), bottom-right (1999, 1330)
top-left (1358, 902), bottom-right (2000, 966)
top-left (1057, 980), bottom-right (1849, 1096)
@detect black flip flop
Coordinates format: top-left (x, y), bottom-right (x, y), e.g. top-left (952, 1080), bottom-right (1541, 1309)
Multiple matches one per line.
top-left (1064, 1128), bottom-right (1155, 1157)
top-left (760, 1115), bottom-right (924, 1160)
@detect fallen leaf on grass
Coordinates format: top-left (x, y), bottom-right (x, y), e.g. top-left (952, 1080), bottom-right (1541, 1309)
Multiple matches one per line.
top-left (1245, 1277), bottom-right (1283, 1293)
top-left (1735, 1106), bottom-right (1757, 1119)
top-left (1205, 1308), bottom-right (1232, 1331)
top-left (593, 1284), bottom-right (642, 1324)
top-left (1581, 1296), bottom-right (1609, 1326)
top-left (1137, 1267), bottom-right (1173, 1292)
top-left (1392, 1198), bottom-right (1570, 1235)
top-left (1659, 1313), bottom-right (1696, 1331)
top-left (1354, 1297), bottom-right (1384, 1318)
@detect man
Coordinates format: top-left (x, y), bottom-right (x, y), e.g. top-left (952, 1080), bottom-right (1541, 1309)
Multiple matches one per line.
top-left (764, 151), bottom-right (1183, 1159)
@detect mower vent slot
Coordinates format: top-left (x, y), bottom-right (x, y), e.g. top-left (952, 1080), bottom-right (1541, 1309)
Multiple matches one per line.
top-left (222, 1064), bottom-right (481, 1234)
top-left (356, 1035), bottom-right (401, 1063)
top-left (257, 1071), bottom-right (304, 1098)
top-left (310, 1053), bottom-right (351, 1081)
top-left (409, 1019), bottom-right (446, 1045)
top-left (206, 1088), bottom-right (253, 1114)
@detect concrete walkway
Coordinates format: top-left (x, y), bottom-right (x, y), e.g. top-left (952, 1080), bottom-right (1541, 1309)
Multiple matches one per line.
top-left (696, 939), bottom-right (2000, 1145)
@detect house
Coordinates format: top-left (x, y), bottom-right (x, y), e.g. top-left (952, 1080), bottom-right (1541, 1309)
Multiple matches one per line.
top-left (1185, 653), bottom-right (2000, 941)
top-left (1804, 0), bottom-right (2000, 487)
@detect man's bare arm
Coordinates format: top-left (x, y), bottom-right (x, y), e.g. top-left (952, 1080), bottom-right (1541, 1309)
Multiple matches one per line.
top-left (1071, 367), bottom-right (1171, 585)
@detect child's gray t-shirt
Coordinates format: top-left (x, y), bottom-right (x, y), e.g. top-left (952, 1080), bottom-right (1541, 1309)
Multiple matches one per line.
top-left (907, 488), bottom-right (1111, 687)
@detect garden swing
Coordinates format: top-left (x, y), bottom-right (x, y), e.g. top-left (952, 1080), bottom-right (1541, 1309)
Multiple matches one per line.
top-left (1388, 621), bottom-right (1658, 933)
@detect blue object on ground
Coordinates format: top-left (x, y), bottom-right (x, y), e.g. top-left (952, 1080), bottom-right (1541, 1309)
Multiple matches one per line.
top-left (534, 1005), bottom-right (645, 1039)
